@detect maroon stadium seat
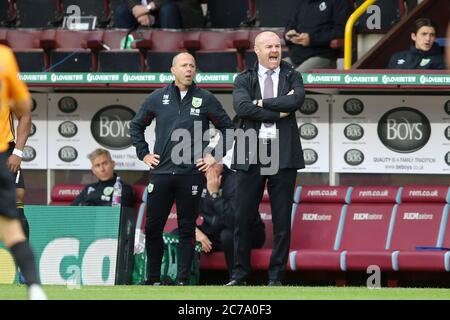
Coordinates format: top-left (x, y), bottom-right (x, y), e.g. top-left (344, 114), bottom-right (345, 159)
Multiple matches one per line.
top-left (393, 186), bottom-right (450, 272)
top-left (144, 30), bottom-right (201, 72)
top-left (194, 30), bottom-right (249, 72)
top-left (49, 184), bottom-right (84, 206)
top-left (340, 186), bottom-right (401, 271)
top-left (289, 186), bottom-right (350, 271)
top-left (2, 29), bottom-right (46, 72)
top-left (90, 29), bottom-right (144, 72)
top-left (40, 29), bottom-right (103, 72)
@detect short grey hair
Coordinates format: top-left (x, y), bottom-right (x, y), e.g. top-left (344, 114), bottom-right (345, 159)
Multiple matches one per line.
top-left (87, 148), bottom-right (112, 162)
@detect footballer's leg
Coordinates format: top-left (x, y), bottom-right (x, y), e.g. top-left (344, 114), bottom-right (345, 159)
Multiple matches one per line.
top-left (0, 153), bottom-right (46, 300)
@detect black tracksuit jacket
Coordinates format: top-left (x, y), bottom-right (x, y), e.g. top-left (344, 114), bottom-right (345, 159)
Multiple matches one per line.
top-left (72, 174), bottom-right (135, 207)
top-left (130, 82), bottom-right (234, 175)
top-left (387, 43), bottom-right (446, 70)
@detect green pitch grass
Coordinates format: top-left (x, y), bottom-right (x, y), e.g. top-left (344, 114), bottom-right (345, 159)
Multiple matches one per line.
top-left (1, 284), bottom-right (449, 300)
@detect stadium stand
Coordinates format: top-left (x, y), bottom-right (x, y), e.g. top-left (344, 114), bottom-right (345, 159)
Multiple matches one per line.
top-left (15, 0), bottom-right (61, 28)
top-left (141, 30), bottom-right (201, 72)
top-left (205, 0), bottom-right (248, 28)
top-left (194, 29), bottom-right (249, 72)
top-left (40, 29), bottom-right (103, 72)
top-left (92, 29), bottom-right (145, 72)
top-left (0, 29), bottom-right (46, 72)
top-left (255, 0), bottom-right (299, 28)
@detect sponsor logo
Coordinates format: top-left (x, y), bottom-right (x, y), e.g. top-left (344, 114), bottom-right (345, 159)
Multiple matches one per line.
top-left (445, 101), bottom-right (450, 115)
top-left (300, 98), bottom-right (319, 115)
top-left (397, 59), bottom-right (406, 65)
top-left (190, 108), bottom-right (201, 116)
top-left (91, 105), bottom-right (135, 150)
top-left (358, 190), bottom-right (389, 197)
top-left (302, 213), bottom-right (332, 221)
top-left (403, 212), bottom-right (433, 220)
top-left (344, 149), bottom-right (364, 166)
top-left (58, 146), bottom-right (78, 162)
top-left (343, 98), bottom-right (364, 115)
top-left (299, 123), bottom-right (318, 140)
top-left (303, 148), bottom-right (318, 165)
top-left (22, 146), bottom-right (36, 162)
top-left (377, 107), bottom-right (431, 153)
top-left (162, 94), bottom-right (170, 105)
top-left (408, 190), bottom-right (438, 197)
top-left (29, 123), bottom-right (36, 137)
top-left (103, 187), bottom-right (114, 196)
top-left (319, 1), bottom-right (327, 11)
top-left (31, 98), bottom-right (37, 112)
top-left (353, 213), bottom-right (383, 220)
top-left (58, 96), bottom-right (78, 113)
top-left (58, 189), bottom-right (81, 196)
top-left (307, 189), bottom-right (338, 197)
top-left (58, 121), bottom-right (78, 138)
top-left (445, 126), bottom-right (450, 141)
top-left (192, 185), bottom-right (199, 195)
top-left (446, 151), bottom-right (450, 166)
top-left (419, 58), bottom-right (430, 67)
top-left (344, 123), bottom-right (364, 140)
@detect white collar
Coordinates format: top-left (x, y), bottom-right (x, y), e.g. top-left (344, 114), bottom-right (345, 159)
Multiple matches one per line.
top-left (258, 64), bottom-right (280, 77)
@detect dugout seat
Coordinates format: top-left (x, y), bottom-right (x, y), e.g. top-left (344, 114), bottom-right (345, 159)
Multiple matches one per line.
top-left (49, 184), bottom-right (84, 205)
top-left (289, 186), bottom-right (351, 271)
top-left (340, 186), bottom-right (402, 271)
top-left (393, 186), bottom-right (450, 272)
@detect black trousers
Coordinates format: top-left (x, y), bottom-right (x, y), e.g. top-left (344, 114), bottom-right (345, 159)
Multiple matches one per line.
top-left (145, 173), bottom-right (204, 283)
top-left (207, 225), bottom-right (265, 278)
top-left (232, 165), bottom-right (297, 281)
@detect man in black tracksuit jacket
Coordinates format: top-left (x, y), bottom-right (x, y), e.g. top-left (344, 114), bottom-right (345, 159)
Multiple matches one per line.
top-left (284, 0), bottom-right (352, 72)
top-left (387, 18), bottom-right (445, 70)
top-left (72, 174), bottom-right (135, 207)
top-left (227, 31), bottom-right (305, 286)
top-left (72, 148), bottom-right (135, 207)
top-left (130, 52), bottom-right (233, 285)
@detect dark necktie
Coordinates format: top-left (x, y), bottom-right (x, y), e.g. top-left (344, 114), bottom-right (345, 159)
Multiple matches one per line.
top-left (263, 69), bottom-right (275, 99)
top-left (263, 70), bottom-right (275, 127)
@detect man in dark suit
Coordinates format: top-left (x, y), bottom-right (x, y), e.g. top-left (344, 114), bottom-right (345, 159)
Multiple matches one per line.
top-left (227, 31), bottom-right (305, 286)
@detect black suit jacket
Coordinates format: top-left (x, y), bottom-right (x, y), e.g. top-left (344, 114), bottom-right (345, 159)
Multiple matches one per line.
top-left (231, 60), bottom-right (306, 171)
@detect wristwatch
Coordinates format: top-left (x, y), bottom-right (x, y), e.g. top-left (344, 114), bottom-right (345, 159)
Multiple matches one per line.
top-left (209, 192), bottom-right (220, 199)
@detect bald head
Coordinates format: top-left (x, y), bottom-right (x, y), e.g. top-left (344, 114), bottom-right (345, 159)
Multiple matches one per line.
top-left (254, 31), bottom-right (282, 70)
top-left (172, 52), bottom-right (195, 67)
top-left (171, 52), bottom-right (196, 91)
